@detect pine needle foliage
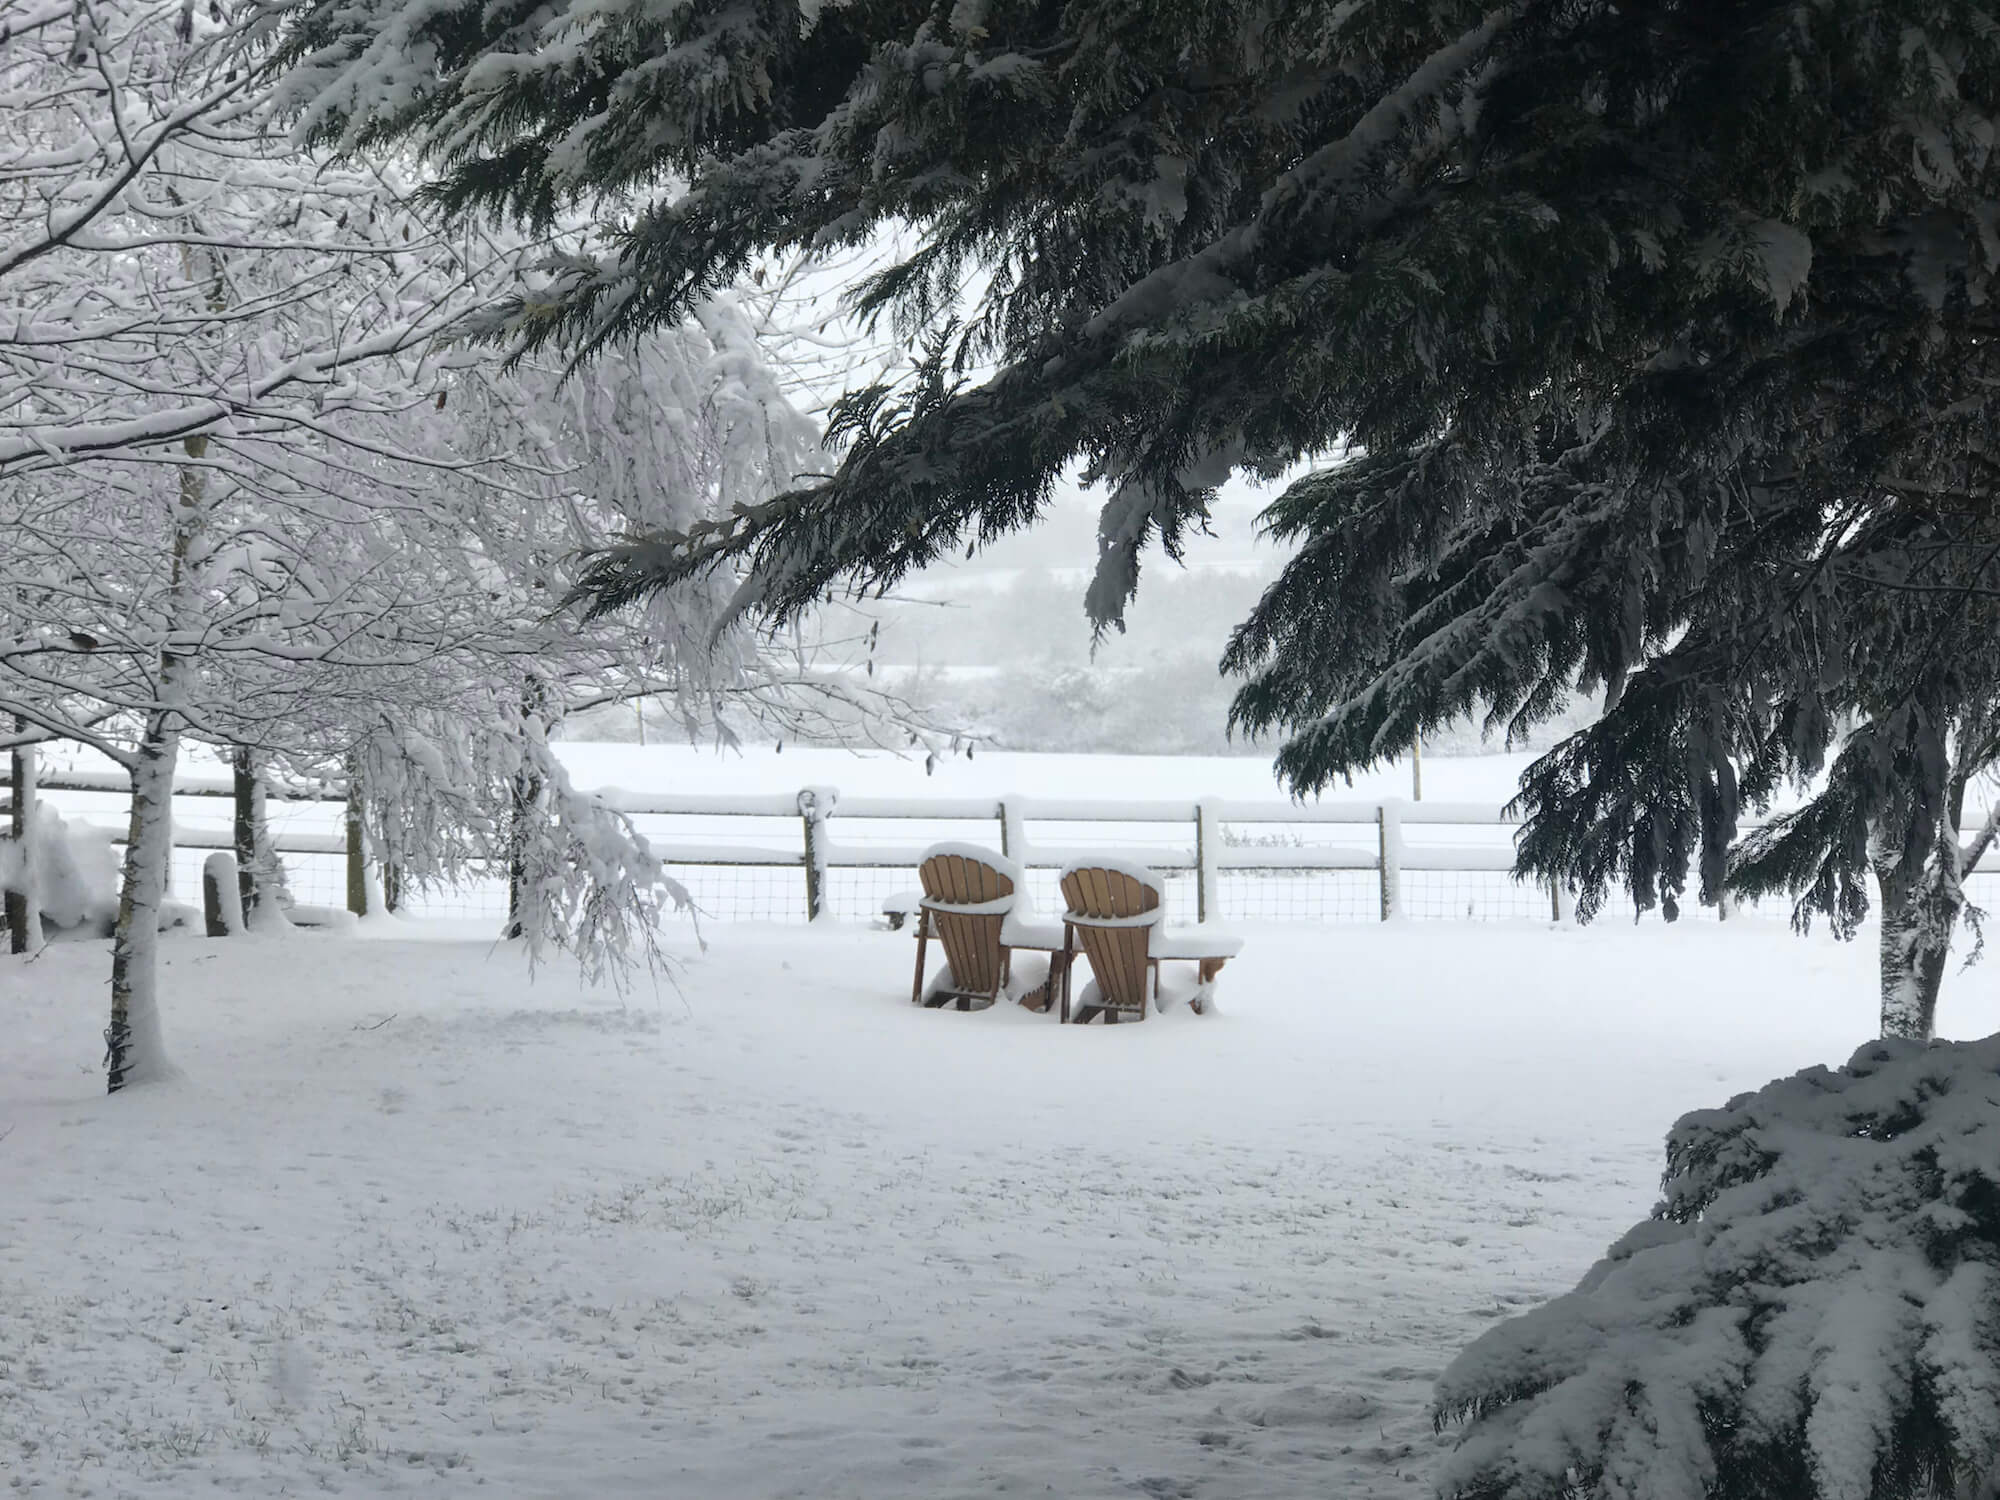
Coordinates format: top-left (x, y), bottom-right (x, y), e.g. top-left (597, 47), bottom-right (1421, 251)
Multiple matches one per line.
top-left (1433, 1034), bottom-right (2000, 1500)
top-left (263, 0), bottom-right (2000, 1022)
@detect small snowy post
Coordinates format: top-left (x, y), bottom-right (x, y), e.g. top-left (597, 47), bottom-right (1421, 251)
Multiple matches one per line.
top-left (202, 852), bottom-right (244, 937)
top-left (1411, 735), bottom-right (1423, 802)
top-left (1377, 800), bottom-right (1403, 920)
top-left (1196, 800), bottom-right (1222, 924)
top-left (344, 755), bottom-right (370, 918)
top-left (7, 719), bottom-right (39, 954)
top-left (798, 786), bottom-right (835, 922)
top-left (998, 796), bottom-right (1026, 861)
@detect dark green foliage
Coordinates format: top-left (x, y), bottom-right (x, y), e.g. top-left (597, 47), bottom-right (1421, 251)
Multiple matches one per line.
top-left (267, 0), bottom-right (2000, 995)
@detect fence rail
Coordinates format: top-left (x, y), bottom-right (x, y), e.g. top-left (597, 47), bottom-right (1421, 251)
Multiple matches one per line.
top-left (16, 769), bottom-right (2000, 928)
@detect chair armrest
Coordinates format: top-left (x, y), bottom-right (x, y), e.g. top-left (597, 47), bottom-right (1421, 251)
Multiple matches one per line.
top-left (1061, 908), bottom-right (1163, 929)
top-left (919, 894), bottom-right (1017, 917)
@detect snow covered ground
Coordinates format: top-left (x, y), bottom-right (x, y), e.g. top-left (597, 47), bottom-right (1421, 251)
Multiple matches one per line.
top-left (8, 911), bottom-right (1998, 1498)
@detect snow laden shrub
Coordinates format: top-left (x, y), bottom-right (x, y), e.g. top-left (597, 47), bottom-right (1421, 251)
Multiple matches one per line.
top-left (1434, 1036), bottom-right (2000, 1500)
top-left (0, 807), bottom-right (120, 937)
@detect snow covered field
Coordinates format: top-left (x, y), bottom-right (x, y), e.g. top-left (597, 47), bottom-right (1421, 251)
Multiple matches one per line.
top-left (8, 908), bottom-right (1998, 1498)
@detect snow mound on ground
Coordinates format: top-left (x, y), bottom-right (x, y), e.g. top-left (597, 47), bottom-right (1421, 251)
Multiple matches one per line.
top-left (1433, 1033), bottom-right (2000, 1500)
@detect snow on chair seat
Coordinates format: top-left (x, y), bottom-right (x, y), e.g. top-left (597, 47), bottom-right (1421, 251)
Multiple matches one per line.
top-left (1149, 925), bottom-right (1241, 1015)
top-left (998, 909), bottom-right (1065, 951)
top-left (1149, 927), bottom-right (1244, 962)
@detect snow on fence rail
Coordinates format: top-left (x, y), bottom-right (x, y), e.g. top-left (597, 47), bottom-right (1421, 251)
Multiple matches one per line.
top-left (588, 787), bottom-right (1559, 925)
top-left (20, 769), bottom-right (1997, 927)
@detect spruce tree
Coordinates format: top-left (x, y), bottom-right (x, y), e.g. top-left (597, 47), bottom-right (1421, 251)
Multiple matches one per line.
top-left (265, 0), bottom-right (2000, 1034)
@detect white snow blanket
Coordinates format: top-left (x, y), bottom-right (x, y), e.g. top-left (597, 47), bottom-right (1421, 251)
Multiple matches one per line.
top-left (5, 916), bottom-right (1998, 1497)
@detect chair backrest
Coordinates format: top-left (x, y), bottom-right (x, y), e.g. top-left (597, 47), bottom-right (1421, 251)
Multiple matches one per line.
top-left (920, 850), bottom-right (1015, 998)
top-left (920, 851), bottom-right (1015, 909)
top-left (1059, 866), bottom-right (1162, 1014)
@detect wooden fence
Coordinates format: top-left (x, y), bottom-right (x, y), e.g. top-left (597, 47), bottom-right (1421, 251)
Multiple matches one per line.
top-left (585, 786), bottom-right (1561, 924)
top-left (16, 767), bottom-right (2000, 927)
top-left (7, 770), bottom-right (1568, 925)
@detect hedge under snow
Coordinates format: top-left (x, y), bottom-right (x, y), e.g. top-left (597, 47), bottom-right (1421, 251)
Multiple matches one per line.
top-left (1434, 1034), bottom-right (2000, 1500)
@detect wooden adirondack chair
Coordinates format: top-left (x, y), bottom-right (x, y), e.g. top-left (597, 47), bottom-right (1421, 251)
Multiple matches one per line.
top-left (1058, 864), bottom-right (1164, 1024)
top-left (912, 848), bottom-right (1019, 1011)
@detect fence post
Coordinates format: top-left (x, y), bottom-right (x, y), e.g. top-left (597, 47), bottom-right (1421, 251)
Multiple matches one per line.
top-left (1377, 800), bottom-right (1403, 920)
top-left (998, 796), bottom-right (1025, 861)
top-left (798, 786), bottom-right (835, 922)
top-left (344, 756), bottom-right (370, 918)
top-left (161, 790), bottom-right (174, 898)
top-left (1196, 800), bottom-right (1220, 925)
top-left (202, 851), bottom-right (244, 937)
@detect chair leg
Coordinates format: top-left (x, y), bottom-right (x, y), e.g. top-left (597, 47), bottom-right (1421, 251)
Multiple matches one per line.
top-left (1060, 928), bottom-right (1073, 1023)
top-left (911, 918), bottom-right (929, 1006)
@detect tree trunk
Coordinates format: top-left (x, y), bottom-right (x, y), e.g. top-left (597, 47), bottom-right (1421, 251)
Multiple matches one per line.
top-left (7, 720), bottom-right (39, 954)
top-left (232, 745), bottom-right (259, 922)
top-left (345, 752), bottom-right (371, 917)
top-left (109, 433), bottom-right (205, 1091)
top-left (107, 700), bottom-right (181, 1091)
top-left (504, 678), bottom-right (547, 941)
top-left (1873, 863), bottom-right (1956, 1043)
top-left (504, 757), bottom-right (541, 940)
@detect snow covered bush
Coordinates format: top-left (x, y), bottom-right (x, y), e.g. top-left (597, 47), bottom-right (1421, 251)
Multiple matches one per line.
top-left (0, 807), bottom-right (119, 938)
top-left (1434, 1035), bottom-right (2000, 1500)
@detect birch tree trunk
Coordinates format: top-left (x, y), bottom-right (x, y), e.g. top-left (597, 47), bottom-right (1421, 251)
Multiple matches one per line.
top-left (107, 693), bottom-right (184, 1091)
top-left (7, 719), bottom-right (39, 954)
top-left (107, 439), bottom-right (206, 1092)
